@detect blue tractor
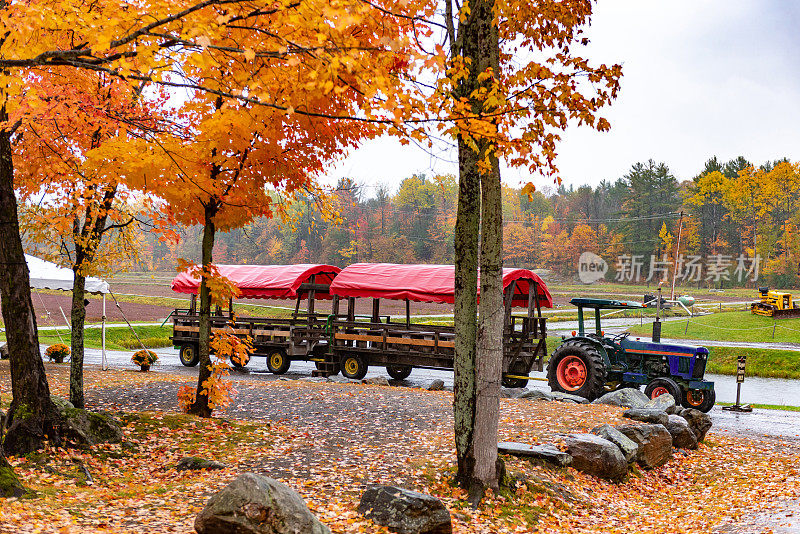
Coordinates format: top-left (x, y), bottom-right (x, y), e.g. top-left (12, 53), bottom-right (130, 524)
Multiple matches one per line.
top-left (547, 298), bottom-right (716, 412)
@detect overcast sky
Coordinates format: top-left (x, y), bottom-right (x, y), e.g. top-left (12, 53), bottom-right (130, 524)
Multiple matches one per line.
top-left (325, 0), bottom-right (800, 194)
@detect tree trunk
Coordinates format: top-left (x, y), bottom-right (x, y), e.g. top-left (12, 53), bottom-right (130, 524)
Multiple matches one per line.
top-left (188, 202), bottom-right (217, 418)
top-left (69, 271), bottom-right (87, 408)
top-left (453, 138), bottom-right (481, 491)
top-left (451, 0), bottom-right (501, 501)
top-left (474, 154), bottom-right (503, 493)
top-left (0, 106), bottom-right (59, 455)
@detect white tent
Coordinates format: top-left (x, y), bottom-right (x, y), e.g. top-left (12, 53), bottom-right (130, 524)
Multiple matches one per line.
top-left (26, 254), bottom-right (110, 294)
top-left (25, 254), bottom-right (110, 368)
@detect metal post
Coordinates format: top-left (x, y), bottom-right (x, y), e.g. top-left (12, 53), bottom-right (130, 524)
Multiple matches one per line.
top-left (101, 294), bottom-right (107, 371)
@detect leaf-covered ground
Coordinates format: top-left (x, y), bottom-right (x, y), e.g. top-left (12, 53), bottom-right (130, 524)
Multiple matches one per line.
top-left (0, 361), bottom-right (798, 533)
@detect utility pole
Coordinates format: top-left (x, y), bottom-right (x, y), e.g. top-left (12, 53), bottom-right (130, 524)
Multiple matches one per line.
top-left (670, 210), bottom-right (684, 301)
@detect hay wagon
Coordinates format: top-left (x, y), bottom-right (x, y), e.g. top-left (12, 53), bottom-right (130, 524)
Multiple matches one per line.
top-left (170, 264), bottom-right (340, 373)
top-left (315, 263), bottom-right (552, 387)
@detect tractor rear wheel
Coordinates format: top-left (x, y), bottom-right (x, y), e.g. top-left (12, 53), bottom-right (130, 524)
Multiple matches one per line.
top-left (386, 365), bottom-right (412, 380)
top-left (682, 388), bottom-right (716, 413)
top-left (644, 377), bottom-right (681, 402)
top-left (547, 341), bottom-right (607, 401)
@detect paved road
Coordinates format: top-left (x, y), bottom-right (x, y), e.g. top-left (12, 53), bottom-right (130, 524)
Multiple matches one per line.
top-left (75, 344), bottom-right (800, 441)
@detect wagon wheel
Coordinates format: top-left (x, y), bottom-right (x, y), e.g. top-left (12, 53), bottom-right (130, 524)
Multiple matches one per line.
top-left (341, 354), bottom-right (369, 380)
top-left (179, 344), bottom-right (200, 367)
top-left (386, 365), bottom-right (412, 380)
top-left (231, 353), bottom-right (250, 369)
top-left (501, 361), bottom-right (529, 389)
top-left (682, 388), bottom-right (716, 413)
top-left (267, 349), bottom-right (291, 375)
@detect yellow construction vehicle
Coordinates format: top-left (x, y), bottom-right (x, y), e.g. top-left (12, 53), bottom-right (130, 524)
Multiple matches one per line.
top-left (751, 287), bottom-right (800, 319)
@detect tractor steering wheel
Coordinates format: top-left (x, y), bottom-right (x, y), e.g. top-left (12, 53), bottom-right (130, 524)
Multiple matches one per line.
top-left (610, 332), bottom-right (630, 343)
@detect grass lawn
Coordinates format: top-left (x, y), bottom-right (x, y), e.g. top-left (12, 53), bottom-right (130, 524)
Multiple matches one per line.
top-left (1, 325), bottom-right (174, 351)
top-left (628, 310), bottom-right (800, 344)
top-left (705, 345), bottom-right (800, 379)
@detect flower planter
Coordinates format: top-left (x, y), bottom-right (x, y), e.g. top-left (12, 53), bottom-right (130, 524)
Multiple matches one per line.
top-left (140, 364), bottom-right (151, 372)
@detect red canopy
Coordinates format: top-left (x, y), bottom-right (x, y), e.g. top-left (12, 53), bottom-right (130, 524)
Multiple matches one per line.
top-left (171, 264), bottom-right (341, 300)
top-left (329, 263), bottom-right (553, 308)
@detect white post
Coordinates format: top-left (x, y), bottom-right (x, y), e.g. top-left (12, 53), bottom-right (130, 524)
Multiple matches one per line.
top-left (102, 294), bottom-right (107, 371)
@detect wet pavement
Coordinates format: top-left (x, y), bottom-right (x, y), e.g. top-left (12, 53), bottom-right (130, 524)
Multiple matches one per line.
top-left (75, 344), bottom-right (800, 442)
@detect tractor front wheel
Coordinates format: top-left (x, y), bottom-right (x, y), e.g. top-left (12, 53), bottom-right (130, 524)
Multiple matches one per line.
top-left (547, 341), bottom-right (607, 401)
top-left (644, 377), bottom-right (682, 402)
top-left (682, 388), bottom-right (716, 413)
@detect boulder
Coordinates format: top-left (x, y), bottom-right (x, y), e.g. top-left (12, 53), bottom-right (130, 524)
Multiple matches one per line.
top-left (681, 408), bottom-right (712, 442)
top-left (358, 485), bottom-right (452, 534)
top-left (176, 457), bottom-right (227, 472)
top-left (60, 408), bottom-right (123, 445)
top-left (622, 408), bottom-right (670, 426)
top-left (591, 388), bottom-right (649, 409)
top-left (591, 424), bottom-right (638, 463)
top-left (551, 392), bottom-right (591, 404)
top-left (643, 393), bottom-right (677, 414)
top-left (501, 388), bottom-right (527, 399)
top-left (519, 389), bottom-right (555, 401)
top-left (616, 424), bottom-right (672, 469)
top-left (563, 434), bottom-right (628, 481)
top-left (363, 376), bottom-right (390, 387)
top-left (666, 415), bottom-right (698, 450)
top-left (427, 379), bottom-right (445, 392)
top-left (195, 473), bottom-right (331, 534)
top-left (50, 395), bottom-right (75, 413)
top-left (0, 343), bottom-right (8, 360)
top-left (498, 442), bottom-right (572, 467)
top-left (0, 457), bottom-right (26, 499)
top-left (325, 376), bottom-right (350, 384)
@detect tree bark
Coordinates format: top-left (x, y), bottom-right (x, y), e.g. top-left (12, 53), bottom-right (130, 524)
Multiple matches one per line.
top-left (188, 201), bottom-right (217, 418)
top-left (69, 271), bottom-right (87, 408)
top-left (450, 0), bottom-right (501, 501)
top-left (0, 105), bottom-right (59, 455)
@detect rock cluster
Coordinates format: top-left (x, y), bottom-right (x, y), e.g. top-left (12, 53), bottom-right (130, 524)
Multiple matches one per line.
top-left (498, 390), bottom-right (713, 480)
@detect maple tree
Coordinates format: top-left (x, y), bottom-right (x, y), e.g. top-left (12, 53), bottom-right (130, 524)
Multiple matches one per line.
top-left (15, 69), bottom-right (164, 409)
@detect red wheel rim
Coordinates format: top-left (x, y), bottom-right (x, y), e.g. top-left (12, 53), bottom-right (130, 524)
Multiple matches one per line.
top-left (556, 355), bottom-right (587, 391)
top-left (650, 386), bottom-right (669, 399)
top-left (685, 390), bottom-right (705, 407)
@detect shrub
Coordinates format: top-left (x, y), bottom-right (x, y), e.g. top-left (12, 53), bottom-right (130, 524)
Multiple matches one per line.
top-left (131, 349), bottom-right (158, 367)
top-left (44, 344), bottom-right (70, 363)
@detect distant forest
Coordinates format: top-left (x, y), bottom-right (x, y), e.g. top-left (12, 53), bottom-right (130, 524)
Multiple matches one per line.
top-left (134, 156), bottom-right (800, 287)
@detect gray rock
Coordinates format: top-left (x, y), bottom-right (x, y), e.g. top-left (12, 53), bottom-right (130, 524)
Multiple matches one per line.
top-left (551, 391), bottom-right (591, 404)
top-left (60, 408), bottom-right (123, 445)
top-left (176, 457), bottom-right (227, 471)
top-left (616, 424), bottom-right (673, 469)
top-left (519, 389), bottom-right (555, 401)
top-left (501, 387), bottom-right (528, 399)
top-left (362, 376), bottom-right (390, 386)
top-left (195, 473), bottom-right (331, 534)
top-left (644, 393), bottom-right (677, 413)
top-left (498, 442), bottom-right (572, 467)
top-left (325, 375), bottom-right (350, 384)
top-left (298, 377), bottom-right (327, 383)
top-left (427, 379), bottom-right (445, 391)
top-left (50, 395), bottom-right (75, 413)
top-left (443, 386), bottom-right (454, 392)
top-left (0, 343), bottom-right (8, 360)
top-left (563, 434), bottom-right (628, 481)
top-left (591, 388), bottom-right (649, 409)
top-left (358, 485), bottom-right (452, 534)
top-left (622, 408), bottom-right (670, 426)
top-left (591, 424), bottom-right (638, 463)
top-left (666, 415), bottom-right (698, 449)
top-left (681, 408), bottom-right (712, 442)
